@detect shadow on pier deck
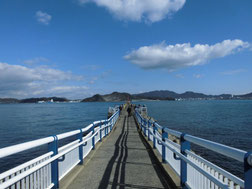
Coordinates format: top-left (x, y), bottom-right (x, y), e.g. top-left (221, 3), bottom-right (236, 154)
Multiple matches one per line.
top-left (60, 110), bottom-right (178, 189)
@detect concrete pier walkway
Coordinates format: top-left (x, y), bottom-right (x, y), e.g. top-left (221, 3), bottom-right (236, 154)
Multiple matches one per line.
top-left (61, 110), bottom-right (175, 189)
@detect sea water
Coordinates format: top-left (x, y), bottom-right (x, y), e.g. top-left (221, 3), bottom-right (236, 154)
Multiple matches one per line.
top-left (0, 100), bottom-right (251, 178)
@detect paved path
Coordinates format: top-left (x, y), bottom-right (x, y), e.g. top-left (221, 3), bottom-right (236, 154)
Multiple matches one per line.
top-left (65, 110), bottom-right (173, 189)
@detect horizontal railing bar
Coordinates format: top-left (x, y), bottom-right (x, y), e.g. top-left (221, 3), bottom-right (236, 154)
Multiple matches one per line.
top-left (0, 151), bottom-right (53, 180)
top-left (0, 144), bottom-right (76, 189)
top-left (154, 123), bottom-right (163, 130)
top-left (185, 150), bottom-right (244, 187)
top-left (156, 131), bottom-right (162, 138)
top-left (93, 121), bottom-right (100, 125)
top-left (135, 109), bottom-right (250, 188)
top-left (108, 113), bottom-right (117, 121)
top-left (165, 138), bottom-right (180, 149)
top-left (0, 109), bottom-right (119, 189)
top-left (164, 127), bottom-right (182, 138)
top-left (81, 123), bottom-right (93, 132)
top-left (148, 128), bottom-right (180, 149)
top-left (57, 130), bottom-right (80, 140)
top-left (153, 133), bottom-right (229, 189)
top-left (0, 127), bottom-right (100, 188)
top-left (136, 109), bottom-right (247, 163)
top-left (180, 153), bottom-right (229, 189)
top-left (184, 134), bottom-right (246, 162)
top-left (83, 130), bottom-right (93, 140)
top-left (0, 110), bottom-right (119, 160)
top-left (46, 183), bottom-right (54, 189)
top-left (0, 137), bottom-right (54, 159)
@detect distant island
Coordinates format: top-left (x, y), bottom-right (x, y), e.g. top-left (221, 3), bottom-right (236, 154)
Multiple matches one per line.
top-left (81, 92), bottom-right (175, 102)
top-left (81, 90), bottom-right (252, 102)
top-left (0, 97), bottom-right (76, 104)
top-left (1, 90), bottom-right (252, 103)
top-left (135, 90), bottom-right (252, 100)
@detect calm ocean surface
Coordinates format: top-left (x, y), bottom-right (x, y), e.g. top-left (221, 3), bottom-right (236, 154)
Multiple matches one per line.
top-left (0, 100), bottom-right (252, 178)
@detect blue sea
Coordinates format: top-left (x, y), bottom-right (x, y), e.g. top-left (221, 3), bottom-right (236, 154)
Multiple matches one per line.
top-left (0, 100), bottom-right (252, 178)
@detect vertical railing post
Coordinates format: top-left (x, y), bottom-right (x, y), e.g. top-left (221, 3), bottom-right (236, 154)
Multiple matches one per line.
top-left (104, 121), bottom-right (106, 137)
top-left (106, 120), bottom-right (108, 136)
top-left (99, 121), bottom-right (102, 142)
top-left (144, 119), bottom-right (147, 136)
top-left (103, 121), bottom-right (106, 137)
top-left (48, 136), bottom-right (59, 189)
top-left (105, 120), bottom-right (108, 136)
top-left (140, 117), bottom-right (143, 132)
top-left (110, 117), bottom-right (113, 132)
top-left (180, 133), bottom-right (190, 189)
top-left (153, 122), bottom-right (157, 149)
top-left (244, 152), bottom-right (252, 189)
top-left (107, 119), bottom-right (109, 135)
top-left (147, 119), bottom-right (151, 141)
top-left (92, 123), bottom-right (95, 150)
top-left (78, 129), bottom-right (83, 165)
top-left (162, 128), bottom-right (168, 163)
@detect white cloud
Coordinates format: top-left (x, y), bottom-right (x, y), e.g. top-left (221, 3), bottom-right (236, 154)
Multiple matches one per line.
top-left (79, 0), bottom-right (186, 23)
top-left (36, 11), bottom-right (52, 25)
top-left (0, 62), bottom-right (87, 98)
top-left (221, 69), bottom-right (246, 75)
top-left (124, 39), bottom-right (250, 71)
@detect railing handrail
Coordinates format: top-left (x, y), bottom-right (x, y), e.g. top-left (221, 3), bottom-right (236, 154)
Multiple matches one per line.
top-left (0, 110), bottom-right (119, 159)
top-left (184, 134), bottom-right (246, 162)
top-left (0, 137), bottom-right (54, 159)
top-left (135, 107), bottom-right (252, 189)
top-left (135, 109), bottom-right (248, 163)
top-left (0, 109), bottom-right (120, 189)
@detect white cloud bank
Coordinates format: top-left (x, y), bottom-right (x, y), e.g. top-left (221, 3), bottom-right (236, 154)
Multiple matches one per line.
top-left (36, 11), bottom-right (52, 25)
top-left (0, 63), bottom-right (88, 98)
top-left (79, 0), bottom-right (186, 23)
top-left (124, 39), bottom-right (250, 71)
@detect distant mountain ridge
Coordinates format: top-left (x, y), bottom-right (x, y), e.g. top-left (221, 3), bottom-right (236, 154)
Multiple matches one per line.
top-left (135, 90), bottom-right (252, 100)
top-left (0, 97), bottom-right (69, 104)
top-left (0, 98), bottom-right (20, 103)
top-left (82, 92), bottom-right (132, 102)
top-left (1, 91), bottom-right (252, 104)
top-left (237, 92), bottom-right (252, 98)
top-left (133, 90), bottom-right (178, 99)
top-left (82, 91), bottom-right (176, 102)
top-left (20, 97), bottom-right (68, 103)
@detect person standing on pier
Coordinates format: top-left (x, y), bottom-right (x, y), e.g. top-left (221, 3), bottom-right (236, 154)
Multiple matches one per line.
top-left (127, 106), bottom-right (131, 117)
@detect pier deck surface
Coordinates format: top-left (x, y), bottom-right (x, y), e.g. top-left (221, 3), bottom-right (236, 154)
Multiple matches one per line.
top-left (62, 110), bottom-right (173, 189)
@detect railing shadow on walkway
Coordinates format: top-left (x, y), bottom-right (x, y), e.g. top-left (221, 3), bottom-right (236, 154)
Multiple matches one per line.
top-left (132, 116), bottom-right (177, 189)
top-left (97, 116), bottom-right (127, 189)
top-left (97, 114), bottom-right (176, 189)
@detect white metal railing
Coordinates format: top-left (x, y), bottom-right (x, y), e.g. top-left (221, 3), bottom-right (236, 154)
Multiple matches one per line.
top-left (0, 110), bottom-right (120, 189)
top-left (135, 108), bottom-right (252, 189)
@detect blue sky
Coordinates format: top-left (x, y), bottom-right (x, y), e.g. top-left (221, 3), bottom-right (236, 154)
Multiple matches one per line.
top-left (0, 0), bottom-right (252, 99)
